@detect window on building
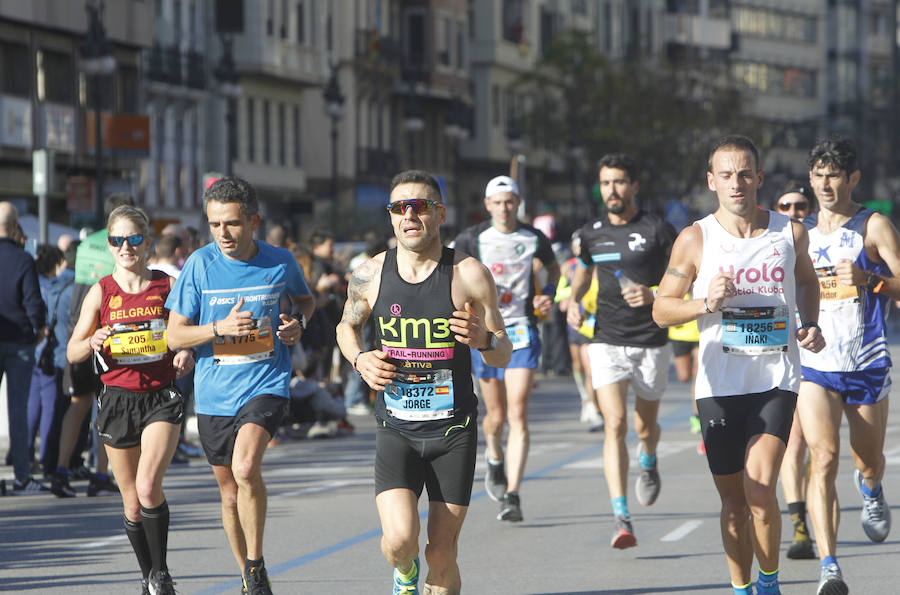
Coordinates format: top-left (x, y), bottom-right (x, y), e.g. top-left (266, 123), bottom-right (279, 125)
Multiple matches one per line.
top-left (492, 85), bottom-right (500, 127)
top-left (0, 41), bottom-right (30, 97)
top-left (297, 2), bottom-right (305, 44)
top-left (733, 61), bottom-right (816, 98)
top-left (278, 102), bottom-right (285, 166)
top-left (293, 105), bottom-right (301, 166)
top-left (281, 0), bottom-right (289, 39)
top-left (173, 0), bottom-right (182, 40)
top-left (40, 49), bottom-right (75, 105)
top-left (246, 97), bottom-right (255, 162)
top-left (572, 0), bottom-right (587, 16)
top-left (468, 5), bottom-right (475, 39)
top-left (437, 16), bottom-right (451, 66)
top-left (732, 6), bottom-right (817, 44)
top-left (502, 0), bottom-right (525, 43)
top-left (267, 0), bottom-right (275, 36)
top-left (603, 2), bottom-right (612, 52)
top-left (457, 19), bottom-right (466, 69)
top-left (540, 8), bottom-right (557, 55)
top-left (263, 100), bottom-right (271, 164)
top-left (119, 65), bottom-right (139, 113)
top-left (403, 8), bottom-right (427, 74)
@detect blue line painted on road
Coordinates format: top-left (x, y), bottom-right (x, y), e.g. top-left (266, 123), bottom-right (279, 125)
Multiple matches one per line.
top-left (195, 398), bottom-right (694, 593)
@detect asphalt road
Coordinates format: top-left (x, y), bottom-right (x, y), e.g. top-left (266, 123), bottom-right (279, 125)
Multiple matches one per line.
top-left (2, 364), bottom-right (899, 594)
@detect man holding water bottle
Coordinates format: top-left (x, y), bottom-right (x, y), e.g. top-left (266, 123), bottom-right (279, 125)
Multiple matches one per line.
top-left (566, 153), bottom-right (676, 548)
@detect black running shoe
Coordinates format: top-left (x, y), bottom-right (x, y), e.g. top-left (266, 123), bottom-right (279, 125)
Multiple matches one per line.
top-left (498, 491), bottom-right (523, 522)
top-left (68, 464), bottom-right (95, 481)
top-left (148, 569), bottom-right (177, 595)
top-left (87, 475), bottom-right (119, 497)
top-left (244, 564), bottom-right (273, 595)
top-left (141, 577), bottom-right (150, 595)
top-left (50, 474), bottom-right (76, 498)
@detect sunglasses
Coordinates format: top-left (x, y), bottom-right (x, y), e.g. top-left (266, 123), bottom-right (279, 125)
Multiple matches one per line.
top-left (386, 199), bottom-right (441, 215)
top-left (107, 234), bottom-right (145, 248)
top-left (777, 202), bottom-right (808, 211)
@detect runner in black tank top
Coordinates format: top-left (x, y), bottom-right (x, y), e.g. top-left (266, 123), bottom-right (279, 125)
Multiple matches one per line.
top-left (372, 247), bottom-right (476, 436)
top-left (336, 170), bottom-right (511, 594)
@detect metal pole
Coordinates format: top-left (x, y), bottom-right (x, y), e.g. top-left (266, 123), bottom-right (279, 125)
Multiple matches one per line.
top-left (331, 117), bottom-right (338, 202)
top-left (94, 78), bottom-right (104, 230)
top-left (225, 97), bottom-right (235, 177)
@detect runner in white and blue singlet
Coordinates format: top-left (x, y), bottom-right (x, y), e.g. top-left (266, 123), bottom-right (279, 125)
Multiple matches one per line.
top-left (795, 138), bottom-right (900, 595)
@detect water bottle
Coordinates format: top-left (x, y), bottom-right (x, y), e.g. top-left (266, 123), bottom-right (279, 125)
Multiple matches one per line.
top-left (614, 269), bottom-right (636, 291)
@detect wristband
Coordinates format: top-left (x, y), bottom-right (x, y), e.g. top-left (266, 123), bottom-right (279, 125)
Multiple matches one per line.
top-left (212, 320), bottom-right (220, 337)
top-left (800, 321), bottom-right (820, 331)
top-left (353, 351), bottom-right (365, 371)
top-left (703, 297), bottom-right (713, 314)
top-left (542, 284), bottom-right (556, 298)
top-left (297, 313), bottom-right (307, 329)
top-left (866, 273), bottom-right (885, 294)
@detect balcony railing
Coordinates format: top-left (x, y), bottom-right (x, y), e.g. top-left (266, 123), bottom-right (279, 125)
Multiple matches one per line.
top-left (144, 45), bottom-right (207, 90)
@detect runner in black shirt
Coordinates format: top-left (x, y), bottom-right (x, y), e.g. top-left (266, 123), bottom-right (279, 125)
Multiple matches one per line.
top-left (567, 153), bottom-right (676, 549)
top-left (336, 170), bottom-right (511, 595)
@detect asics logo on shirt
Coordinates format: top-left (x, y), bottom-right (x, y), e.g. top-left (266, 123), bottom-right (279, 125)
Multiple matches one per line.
top-left (210, 296), bottom-right (236, 306)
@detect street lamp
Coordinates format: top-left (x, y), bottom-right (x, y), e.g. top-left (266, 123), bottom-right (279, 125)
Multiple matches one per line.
top-left (404, 92), bottom-right (424, 168)
top-left (80, 0), bottom-right (116, 230)
top-left (322, 64), bottom-right (344, 205)
top-left (214, 35), bottom-right (241, 177)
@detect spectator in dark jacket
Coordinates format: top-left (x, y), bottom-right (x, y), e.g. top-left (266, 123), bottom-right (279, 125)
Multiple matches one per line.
top-left (0, 202), bottom-right (49, 493)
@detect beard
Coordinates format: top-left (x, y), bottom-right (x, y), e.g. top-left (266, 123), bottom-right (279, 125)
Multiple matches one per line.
top-left (606, 198), bottom-right (625, 214)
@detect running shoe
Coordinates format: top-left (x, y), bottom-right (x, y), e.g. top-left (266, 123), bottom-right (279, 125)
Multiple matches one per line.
top-left (12, 477), bottom-right (50, 495)
top-left (697, 440), bottom-right (706, 456)
top-left (87, 475), bottom-right (119, 497)
top-left (816, 562), bottom-right (848, 595)
top-left (610, 514), bottom-right (637, 549)
top-left (50, 474), bottom-right (76, 498)
top-left (635, 450), bottom-right (661, 507)
top-left (392, 557), bottom-right (419, 594)
top-left (689, 414), bottom-right (702, 434)
top-left (854, 468), bottom-right (891, 542)
top-left (484, 456), bottom-right (507, 502)
top-left (498, 491), bottom-right (523, 522)
top-left (148, 569), bottom-right (177, 595)
top-left (786, 521), bottom-right (816, 559)
top-left (141, 577), bottom-right (150, 595)
top-left (244, 564), bottom-right (273, 595)
top-left (68, 464), bottom-right (95, 481)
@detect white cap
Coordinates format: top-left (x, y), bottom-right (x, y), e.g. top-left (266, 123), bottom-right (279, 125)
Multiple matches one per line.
top-left (484, 175), bottom-right (520, 198)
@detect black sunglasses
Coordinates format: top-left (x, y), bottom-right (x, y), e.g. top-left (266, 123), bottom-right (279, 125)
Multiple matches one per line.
top-left (386, 199), bottom-right (441, 215)
top-left (777, 201), bottom-right (808, 211)
top-left (107, 234), bottom-right (145, 248)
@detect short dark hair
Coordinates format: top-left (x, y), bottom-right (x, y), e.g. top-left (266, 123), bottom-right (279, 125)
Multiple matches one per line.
top-left (203, 177), bottom-right (259, 216)
top-left (707, 135), bottom-right (760, 172)
top-left (36, 244), bottom-right (64, 277)
top-left (310, 228), bottom-right (334, 247)
top-left (597, 153), bottom-right (638, 182)
top-left (104, 193), bottom-right (135, 218)
top-left (807, 137), bottom-right (858, 177)
top-left (155, 234), bottom-right (183, 259)
top-left (389, 170), bottom-right (442, 200)
top-left (64, 240), bottom-right (79, 268)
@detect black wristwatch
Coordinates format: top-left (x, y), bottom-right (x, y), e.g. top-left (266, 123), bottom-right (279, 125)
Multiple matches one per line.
top-left (477, 331), bottom-right (498, 352)
top-left (800, 321), bottom-right (820, 332)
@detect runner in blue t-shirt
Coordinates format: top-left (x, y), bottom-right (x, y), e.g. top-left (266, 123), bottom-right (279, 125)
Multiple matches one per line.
top-left (166, 177), bottom-right (313, 595)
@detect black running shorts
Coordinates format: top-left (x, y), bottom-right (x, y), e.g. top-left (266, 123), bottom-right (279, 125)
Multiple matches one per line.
top-left (95, 385), bottom-right (184, 449)
top-left (698, 388), bottom-right (796, 476)
top-left (197, 395), bottom-right (287, 466)
top-left (374, 416), bottom-right (477, 506)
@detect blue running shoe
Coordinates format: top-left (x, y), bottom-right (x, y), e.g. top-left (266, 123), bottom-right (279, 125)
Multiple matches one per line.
top-left (393, 557), bottom-right (419, 594)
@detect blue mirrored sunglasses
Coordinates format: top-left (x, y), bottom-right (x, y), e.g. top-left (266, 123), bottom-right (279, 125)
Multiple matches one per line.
top-left (386, 199), bottom-right (441, 215)
top-left (107, 234), bottom-right (144, 248)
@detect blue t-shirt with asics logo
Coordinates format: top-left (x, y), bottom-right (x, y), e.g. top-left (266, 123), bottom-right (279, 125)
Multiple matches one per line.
top-left (165, 240), bottom-right (310, 416)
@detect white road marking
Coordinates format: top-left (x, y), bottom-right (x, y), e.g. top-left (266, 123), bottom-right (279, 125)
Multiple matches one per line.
top-left (660, 520), bottom-right (703, 542)
top-left (77, 534), bottom-right (129, 549)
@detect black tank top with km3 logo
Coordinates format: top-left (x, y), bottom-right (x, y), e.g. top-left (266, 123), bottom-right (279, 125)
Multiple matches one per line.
top-left (372, 247), bottom-right (476, 437)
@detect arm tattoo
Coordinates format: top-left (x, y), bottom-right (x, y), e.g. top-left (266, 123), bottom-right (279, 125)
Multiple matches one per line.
top-left (666, 266), bottom-right (687, 279)
top-left (340, 262), bottom-right (375, 327)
